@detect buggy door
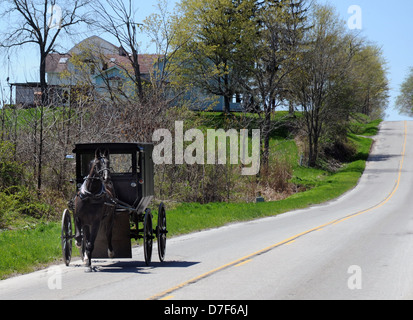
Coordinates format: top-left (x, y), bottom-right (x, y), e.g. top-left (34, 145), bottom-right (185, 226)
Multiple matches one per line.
top-left (110, 152), bottom-right (138, 206)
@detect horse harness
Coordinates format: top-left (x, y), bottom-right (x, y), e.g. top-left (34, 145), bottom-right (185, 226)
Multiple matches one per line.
top-left (78, 175), bottom-right (107, 202)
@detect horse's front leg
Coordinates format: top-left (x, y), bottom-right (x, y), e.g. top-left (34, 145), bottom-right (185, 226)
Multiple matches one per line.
top-left (84, 222), bottom-right (100, 272)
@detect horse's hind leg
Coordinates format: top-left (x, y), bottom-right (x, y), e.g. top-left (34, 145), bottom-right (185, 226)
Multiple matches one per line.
top-left (74, 216), bottom-right (82, 248)
top-left (107, 226), bottom-right (114, 258)
top-left (83, 225), bottom-right (91, 268)
top-left (106, 206), bottom-right (115, 258)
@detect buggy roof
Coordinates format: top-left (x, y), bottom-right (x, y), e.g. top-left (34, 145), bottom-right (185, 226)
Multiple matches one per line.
top-left (73, 143), bottom-right (154, 154)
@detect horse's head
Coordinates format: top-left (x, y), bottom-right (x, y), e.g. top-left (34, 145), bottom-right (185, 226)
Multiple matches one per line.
top-left (93, 148), bottom-right (111, 182)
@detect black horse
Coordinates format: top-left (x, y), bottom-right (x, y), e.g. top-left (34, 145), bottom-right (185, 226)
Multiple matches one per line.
top-left (74, 149), bottom-right (117, 271)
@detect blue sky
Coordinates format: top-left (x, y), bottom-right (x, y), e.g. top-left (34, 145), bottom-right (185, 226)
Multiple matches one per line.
top-left (318, 0), bottom-right (413, 121)
top-left (1, 0), bottom-right (412, 121)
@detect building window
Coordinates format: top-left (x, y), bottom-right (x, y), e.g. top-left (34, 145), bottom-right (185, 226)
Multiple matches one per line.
top-left (232, 94), bottom-right (242, 104)
top-left (109, 80), bottom-right (122, 91)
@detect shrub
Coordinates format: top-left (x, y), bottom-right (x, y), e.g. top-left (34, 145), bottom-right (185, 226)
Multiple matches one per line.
top-left (324, 139), bottom-right (357, 163)
top-left (155, 163), bottom-right (237, 204)
top-left (0, 141), bottom-right (24, 190)
top-left (0, 186), bottom-right (55, 229)
top-left (13, 187), bottom-right (55, 219)
top-left (254, 156), bottom-right (294, 201)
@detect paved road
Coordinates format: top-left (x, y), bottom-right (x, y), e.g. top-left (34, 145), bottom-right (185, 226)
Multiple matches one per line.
top-left (1, 121), bottom-right (412, 300)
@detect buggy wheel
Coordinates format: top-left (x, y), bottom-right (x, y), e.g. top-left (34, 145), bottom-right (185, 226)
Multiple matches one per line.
top-left (157, 202), bottom-right (167, 262)
top-left (143, 209), bottom-right (153, 266)
top-left (61, 209), bottom-right (73, 266)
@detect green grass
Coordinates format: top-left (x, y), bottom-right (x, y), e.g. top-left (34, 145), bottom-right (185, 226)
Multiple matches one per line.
top-left (0, 223), bottom-right (61, 279)
top-left (163, 116), bottom-right (376, 237)
top-left (349, 114), bottom-right (382, 136)
top-left (0, 115), bottom-right (378, 280)
top-left (165, 141), bottom-right (371, 237)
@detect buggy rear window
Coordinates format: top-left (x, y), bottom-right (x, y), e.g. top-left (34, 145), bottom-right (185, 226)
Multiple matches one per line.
top-left (110, 153), bottom-right (133, 173)
top-left (79, 153), bottom-right (134, 176)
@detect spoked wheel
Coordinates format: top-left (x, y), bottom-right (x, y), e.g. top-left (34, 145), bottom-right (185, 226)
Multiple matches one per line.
top-left (143, 208), bottom-right (153, 266)
top-left (61, 209), bottom-right (73, 266)
top-left (157, 202), bottom-right (167, 262)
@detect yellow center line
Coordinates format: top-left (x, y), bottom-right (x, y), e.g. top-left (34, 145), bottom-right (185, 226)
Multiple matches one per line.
top-left (148, 122), bottom-right (408, 301)
top-left (234, 259), bottom-right (253, 268)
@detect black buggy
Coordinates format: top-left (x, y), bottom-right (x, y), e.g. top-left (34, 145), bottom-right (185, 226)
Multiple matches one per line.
top-left (61, 143), bottom-right (167, 268)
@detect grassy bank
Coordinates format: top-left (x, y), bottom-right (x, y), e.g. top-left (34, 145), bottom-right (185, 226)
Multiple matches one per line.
top-left (165, 131), bottom-right (373, 236)
top-left (0, 116), bottom-right (379, 280)
top-left (0, 223), bottom-right (61, 279)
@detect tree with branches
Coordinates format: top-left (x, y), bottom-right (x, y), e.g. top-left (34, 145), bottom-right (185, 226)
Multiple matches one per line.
top-left (0, 0), bottom-right (91, 190)
top-left (0, 0), bottom-right (91, 104)
top-left (91, 0), bottom-right (146, 102)
top-left (291, 4), bottom-right (361, 167)
top-left (246, 0), bottom-right (310, 169)
top-left (171, 0), bottom-right (257, 114)
top-left (396, 67), bottom-right (413, 117)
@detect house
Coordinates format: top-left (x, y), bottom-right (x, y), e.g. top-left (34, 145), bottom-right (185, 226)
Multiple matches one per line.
top-left (93, 53), bottom-right (161, 97)
top-left (46, 36), bottom-right (244, 111)
top-left (45, 36), bottom-right (161, 103)
top-left (13, 36), bottom-right (243, 111)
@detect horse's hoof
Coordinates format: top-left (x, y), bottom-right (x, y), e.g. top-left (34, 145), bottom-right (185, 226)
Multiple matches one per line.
top-left (84, 266), bottom-right (93, 273)
top-left (108, 249), bottom-right (114, 258)
top-left (83, 253), bottom-right (90, 266)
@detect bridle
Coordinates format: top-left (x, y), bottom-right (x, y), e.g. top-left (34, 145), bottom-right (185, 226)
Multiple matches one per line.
top-left (79, 156), bottom-right (111, 201)
top-left (85, 156), bottom-right (110, 182)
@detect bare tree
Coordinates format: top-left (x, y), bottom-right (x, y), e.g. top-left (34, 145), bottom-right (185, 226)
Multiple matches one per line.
top-left (142, 0), bottom-right (183, 98)
top-left (0, 0), bottom-right (90, 190)
top-left (91, 0), bottom-right (146, 101)
top-left (0, 0), bottom-right (91, 104)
